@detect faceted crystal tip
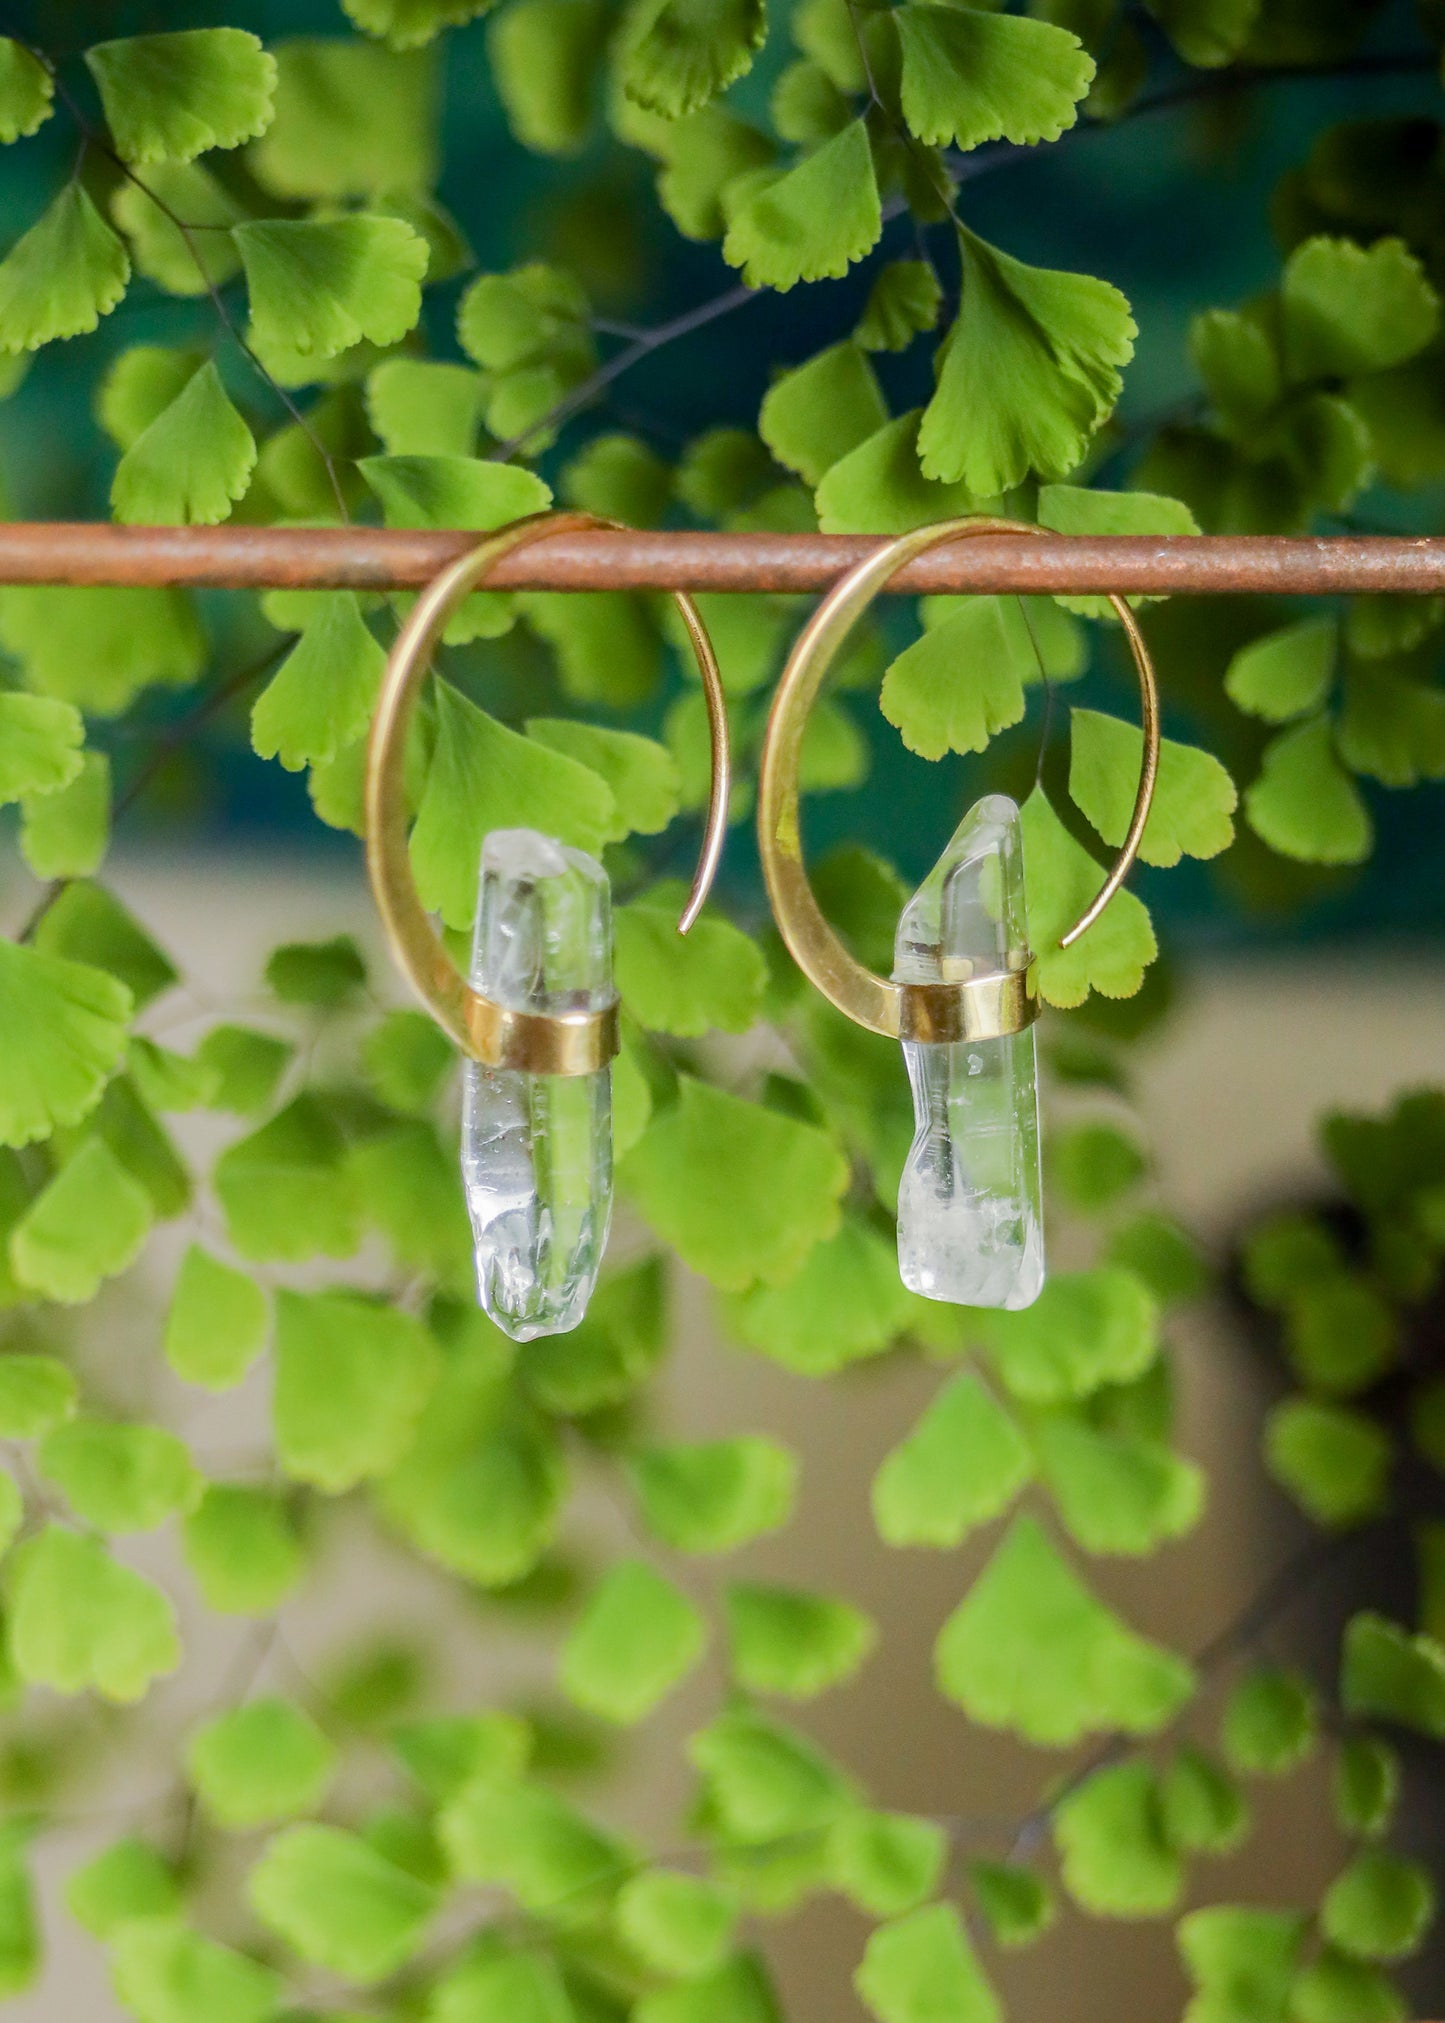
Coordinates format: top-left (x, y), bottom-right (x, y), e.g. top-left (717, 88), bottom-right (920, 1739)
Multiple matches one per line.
top-left (461, 827), bottom-right (614, 1342)
top-left (893, 795), bottom-right (1044, 1311)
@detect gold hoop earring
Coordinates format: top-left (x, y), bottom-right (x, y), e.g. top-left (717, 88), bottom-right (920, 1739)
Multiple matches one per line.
top-left (757, 514), bottom-right (1159, 1311)
top-left (366, 509), bottom-right (731, 1341)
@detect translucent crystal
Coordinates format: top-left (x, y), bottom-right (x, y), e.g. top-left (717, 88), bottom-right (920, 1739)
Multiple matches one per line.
top-left (893, 794), bottom-right (1044, 1310)
top-left (461, 829), bottom-right (613, 1341)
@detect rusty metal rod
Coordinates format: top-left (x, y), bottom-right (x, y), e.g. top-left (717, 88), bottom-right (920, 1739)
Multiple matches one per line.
top-left (1, 523), bottom-right (1444, 594)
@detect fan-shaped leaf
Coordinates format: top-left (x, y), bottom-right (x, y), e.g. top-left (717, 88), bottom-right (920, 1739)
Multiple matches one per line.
top-left (376, 1313), bottom-right (566, 1587)
top-left (0, 587), bottom-right (203, 715)
top-left (560, 1560), bottom-right (707, 1723)
top-left (829, 1811), bottom-right (946, 1919)
top-left (20, 750), bottom-right (110, 880)
top-left (0, 185), bottom-right (130, 353)
top-left (616, 1870), bottom-right (737, 1977)
top-left (10, 1136), bottom-right (153, 1303)
top-left (616, 886), bottom-right (768, 1037)
top-left (110, 162), bottom-right (241, 296)
top-left (235, 215), bottom-right (427, 359)
top-left (1178, 1905), bottom-right (1308, 2023)
top-left (855, 1903), bottom-right (1002, 2023)
top-left (759, 342), bottom-right (888, 487)
top-left (1322, 1852), bottom-right (1436, 1965)
top-left (86, 31), bottom-right (275, 164)
top-left (252, 593), bottom-right (385, 773)
top-left (881, 597), bottom-right (1036, 760)
top-left (1244, 715), bottom-right (1372, 864)
top-left (214, 1096), bottom-right (359, 1262)
top-left (724, 1583), bottom-right (876, 1698)
top-left (274, 1288), bottom-right (436, 1493)
top-left (187, 1699), bottom-right (336, 1829)
top-left (527, 720), bottom-right (680, 839)
top-left (1265, 1398), bottom-right (1390, 1529)
top-left (1021, 787), bottom-right (1158, 1007)
top-left (872, 1372), bottom-right (1032, 1548)
top-left (182, 1485), bottom-right (305, 1616)
top-left (895, 6), bottom-right (1092, 150)
top-left (440, 1779), bottom-right (628, 1922)
top-left (856, 260), bottom-right (942, 353)
top-left (970, 1861), bottom-right (1055, 1948)
top-left (0, 941), bottom-right (130, 1152)
top-left (248, 1823), bottom-right (437, 1983)
top-left (973, 1267), bottom-right (1159, 1403)
top-left (692, 1708), bottom-right (854, 1841)
top-left (1033, 1410), bottom-right (1204, 1555)
top-left (367, 357), bottom-right (482, 456)
top-left (1282, 236), bottom-right (1439, 381)
top-left (110, 1918), bottom-right (281, 2023)
top-left (934, 1515), bottom-right (1194, 1744)
top-left (0, 42), bottom-right (51, 144)
top-left (111, 361), bottom-right (255, 525)
top-left (1225, 617), bottom-right (1336, 723)
top-left (410, 681), bottom-right (615, 929)
top-left (1222, 1668), bottom-right (1317, 1776)
top-left (629, 1436), bottom-right (796, 1554)
top-left (723, 119), bottom-right (880, 291)
top-left (66, 1840), bottom-right (179, 1940)
top-left (8, 1525), bottom-right (179, 1703)
top-left (1055, 1761), bottom-right (1182, 1916)
top-left (725, 1216), bottom-right (913, 1374)
top-left (0, 1355), bottom-right (76, 1437)
top-left (1333, 1736), bottom-right (1400, 1841)
top-left (623, 0), bottom-right (767, 117)
top-left (919, 231), bottom-right (1135, 494)
top-left (1341, 1614), bottom-right (1445, 1739)
top-left (37, 1418), bottom-right (200, 1533)
top-left (163, 1245), bottom-right (268, 1390)
top-left (0, 694), bottom-right (83, 804)
top-left (620, 1077), bottom-right (848, 1290)
top-left (253, 36), bottom-right (437, 196)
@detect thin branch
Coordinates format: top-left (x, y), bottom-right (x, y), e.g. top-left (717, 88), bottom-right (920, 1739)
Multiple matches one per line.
top-left (112, 639), bottom-right (287, 825)
top-left (490, 283), bottom-right (757, 462)
top-left (1006, 1527), bottom-right (1362, 1859)
top-left (492, 48), bottom-right (1441, 460)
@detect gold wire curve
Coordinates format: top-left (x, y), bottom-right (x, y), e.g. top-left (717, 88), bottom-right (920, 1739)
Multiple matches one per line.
top-left (756, 516), bottom-right (1161, 1043)
top-left (365, 510), bottom-right (731, 1074)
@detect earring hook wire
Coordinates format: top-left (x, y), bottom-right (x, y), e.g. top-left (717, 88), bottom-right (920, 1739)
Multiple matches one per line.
top-left (365, 510), bottom-right (732, 1073)
top-left (755, 515), bottom-right (1160, 1043)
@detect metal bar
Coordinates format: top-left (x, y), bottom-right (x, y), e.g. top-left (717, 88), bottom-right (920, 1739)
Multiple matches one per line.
top-left (1, 523), bottom-right (1444, 594)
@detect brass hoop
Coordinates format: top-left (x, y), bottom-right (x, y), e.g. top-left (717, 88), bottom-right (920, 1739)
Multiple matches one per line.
top-left (365, 510), bottom-right (731, 1076)
top-left (756, 516), bottom-right (1160, 1044)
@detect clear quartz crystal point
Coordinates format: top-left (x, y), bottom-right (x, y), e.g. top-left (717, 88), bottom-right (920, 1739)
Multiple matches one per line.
top-left (893, 793), bottom-right (1044, 1310)
top-left (461, 829), bottom-right (613, 1342)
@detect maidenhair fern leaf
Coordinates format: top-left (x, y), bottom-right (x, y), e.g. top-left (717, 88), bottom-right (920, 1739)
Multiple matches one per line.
top-left (110, 361), bottom-right (256, 526)
top-left (85, 30), bottom-right (277, 165)
top-left (0, 185), bottom-right (130, 354)
top-left (894, 6), bottom-right (1093, 151)
top-left (0, 942), bottom-right (131, 1150)
top-left (1244, 715), bottom-right (1373, 864)
top-left (0, 41), bottom-right (52, 144)
top-left (919, 231), bottom-right (1135, 495)
top-left (623, 0), bottom-right (767, 119)
top-left (723, 119), bottom-right (880, 291)
top-left (234, 214), bottom-right (428, 359)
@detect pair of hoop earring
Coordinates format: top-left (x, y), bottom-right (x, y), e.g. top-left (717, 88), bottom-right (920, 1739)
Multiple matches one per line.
top-left (367, 511), bottom-right (1159, 1342)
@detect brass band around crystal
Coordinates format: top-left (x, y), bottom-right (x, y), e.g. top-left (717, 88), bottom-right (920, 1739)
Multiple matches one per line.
top-left (365, 513), bottom-right (1161, 1336)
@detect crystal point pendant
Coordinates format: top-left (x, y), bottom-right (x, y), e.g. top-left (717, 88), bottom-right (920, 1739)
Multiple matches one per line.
top-left (461, 829), bottom-right (613, 1342)
top-left (893, 794), bottom-right (1044, 1310)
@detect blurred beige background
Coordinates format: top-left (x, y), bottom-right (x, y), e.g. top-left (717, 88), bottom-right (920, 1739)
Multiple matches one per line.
top-left (13, 855), bottom-right (1445, 2021)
